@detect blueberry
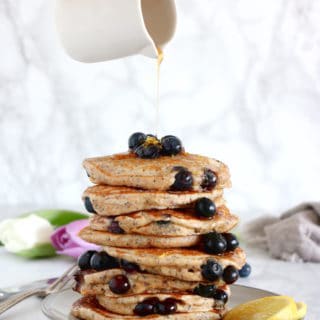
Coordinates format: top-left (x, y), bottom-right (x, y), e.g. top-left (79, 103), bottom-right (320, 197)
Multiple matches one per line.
top-left (134, 303), bottom-right (154, 316)
top-left (213, 289), bottom-right (228, 304)
top-left (203, 232), bottom-right (227, 254)
top-left (222, 233), bottom-right (239, 251)
top-left (239, 263), bottom-right (251, 278)
top-left (145, 297), bottom-right (160, 309)
top-left (201, 169), bottom-right (217, 190)
top-left (193, 284), bottom-right (216, 298)
top-left (135, 144), bottom-right (161, 159)
top-left (107, 220), bottom-right (125, 234)
top-left (128, 132), bottom-right (146, 150)
top-left (170, 167), bottom-right (193, 191)
top-left (157, 298), bottom-right (177, 315)
top-left (120, 259), bottom-right (140, 273)
top-left (132, 133), bottom-right (161, 156)
top-left (84, 197), bottom-right (96, 214)
top-left (223, 266), bottom-right (239, 284)
top-left (134, 298), bottom-right (159, 316)
top-left (195, 198), bottom-right (216, 218)
top-left (201, 259), bottom-right (223, 281)
top-left (90, 252), bottom-right (119, 271)
top-left (109, 275), bottom-right (131, 294)
top-left (161, 135), bottom-right (183, 156)
top-left (78, 250), bottom-right (97, 270)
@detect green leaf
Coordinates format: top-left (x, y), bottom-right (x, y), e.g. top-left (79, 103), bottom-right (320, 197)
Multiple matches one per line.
top-left (16, 243), bottom-right (57, 259)
top-left (21, 210), bottom-right (88, 228)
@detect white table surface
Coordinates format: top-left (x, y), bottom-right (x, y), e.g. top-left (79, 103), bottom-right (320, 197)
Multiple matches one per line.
top-left (0, 246), bottom-right (318, 320)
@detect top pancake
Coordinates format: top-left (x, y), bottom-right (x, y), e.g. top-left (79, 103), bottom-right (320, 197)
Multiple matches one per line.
top-left (83, 152), bottom-right (231, 191)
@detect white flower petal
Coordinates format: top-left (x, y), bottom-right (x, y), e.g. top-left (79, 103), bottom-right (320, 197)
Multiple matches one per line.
top-left (0, 214), bottom-right (54, 253)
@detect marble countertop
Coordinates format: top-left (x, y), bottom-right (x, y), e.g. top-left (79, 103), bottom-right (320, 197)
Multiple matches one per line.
top-left (1, 0), bottom-right (320, 221)
top-left (0, 246), bottom-right (318, 320)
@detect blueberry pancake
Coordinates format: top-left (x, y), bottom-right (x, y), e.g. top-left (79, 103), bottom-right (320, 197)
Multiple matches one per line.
top-left (79, 227), bottom-right (239, 251)
top-left (75, 269), bottom-right (228, 297)
top-left (79, 227), bottom-right (201, 248)
top-left (104, 247), bottom-right (245, 269)
top-left (104, 247), bottom-right (245, 282)
top-left (83, 185), bottom-right (224, 216)
top-left (96, 293), bottom-right (228, 315)
top-left (89, 206), bottom-right (238, 236)
top-left (83, 152), bottom-right (231, 192)
top-left (72, 296), bottom-right (225, 320)
top-left (139, 264), bottom-right (230, 283)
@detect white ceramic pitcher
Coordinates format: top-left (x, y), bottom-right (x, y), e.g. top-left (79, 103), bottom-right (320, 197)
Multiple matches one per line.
top-left (55, 0), bottom-right (177, 62)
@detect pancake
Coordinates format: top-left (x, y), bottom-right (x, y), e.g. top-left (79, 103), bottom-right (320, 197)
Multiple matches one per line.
top-left (83, 185), bottom-right (224, 216)
top-left (97, 293), bottom-right (226, 315)
top-left (83, 152), bottom-right (231, 192)
top-left (104, 247), bottom-right (246, 282)
top-left (75, 269), bottom-right (228, 297)
top-left (79, 227), bottom-right (200, 248)
top-left (105, 247), bottom-right (245, 269)
top-left (90, 206), bottom-right (238, 236)
top-left (72, 296), bottom-right (225, 320)
top-left (140, 265), bottom-right (224, 283)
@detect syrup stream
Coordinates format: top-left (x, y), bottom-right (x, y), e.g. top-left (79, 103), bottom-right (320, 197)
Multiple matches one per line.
top-left (155, 47), bottom-right (163, 136)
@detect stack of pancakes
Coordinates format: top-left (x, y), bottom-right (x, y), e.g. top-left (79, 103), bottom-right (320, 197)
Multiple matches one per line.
top-left (72, 152), bottom-right (246, 320)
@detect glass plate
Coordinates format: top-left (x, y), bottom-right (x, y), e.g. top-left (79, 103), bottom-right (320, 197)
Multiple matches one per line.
top-left (42, 285), bottom-right (277, 320)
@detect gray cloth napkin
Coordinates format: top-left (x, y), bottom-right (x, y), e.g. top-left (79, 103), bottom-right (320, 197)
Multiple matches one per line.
top-left (243, 202), bottom-right (320, 262)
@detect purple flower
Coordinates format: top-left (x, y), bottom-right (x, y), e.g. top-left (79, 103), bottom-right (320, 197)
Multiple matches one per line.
top-left (50, 220), bottom-right (100, 258)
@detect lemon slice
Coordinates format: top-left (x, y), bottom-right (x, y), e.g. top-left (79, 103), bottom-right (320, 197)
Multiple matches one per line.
top-left (223, 296), bottom-right (307, 320)
top-left (295, 302), bottom-right (307, 320)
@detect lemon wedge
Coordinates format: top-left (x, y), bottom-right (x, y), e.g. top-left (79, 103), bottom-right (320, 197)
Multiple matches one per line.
top-left (223, 296), bottom-right (307, 320)
top-left (295, 302), bottom-right (307, 320)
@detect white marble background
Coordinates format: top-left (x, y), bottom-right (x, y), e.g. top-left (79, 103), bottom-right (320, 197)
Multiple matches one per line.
top-left (0, 0), bottom-right (320, 220)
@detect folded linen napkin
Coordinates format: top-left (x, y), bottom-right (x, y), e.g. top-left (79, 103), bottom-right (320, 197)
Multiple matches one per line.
top-left (243, 202), bottom-right (320, 262)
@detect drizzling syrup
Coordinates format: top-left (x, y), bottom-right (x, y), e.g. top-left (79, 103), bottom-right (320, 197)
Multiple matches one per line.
top-left (155, 47), bottom-right (163, 135)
